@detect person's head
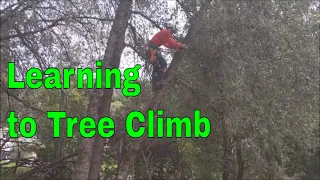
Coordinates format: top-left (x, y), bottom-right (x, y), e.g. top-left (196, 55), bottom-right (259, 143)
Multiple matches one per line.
top-left (165, 23), bottom-right (176, 35)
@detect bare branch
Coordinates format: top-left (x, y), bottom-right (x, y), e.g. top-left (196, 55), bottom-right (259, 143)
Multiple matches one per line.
top-left (1, 18), bottom-right (64, 41)
top-left (0, 80), bottom-right (47, 115)
top-left (17, 153), bottom-right (78, 180)
top-left (72, 16), bottom-right (114, 21)
top-left (131, 11), bottom-right (162, 29)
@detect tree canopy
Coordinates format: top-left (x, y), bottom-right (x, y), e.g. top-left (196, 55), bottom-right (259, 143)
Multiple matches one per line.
top-left (1, 0), bottom-right (319, 180)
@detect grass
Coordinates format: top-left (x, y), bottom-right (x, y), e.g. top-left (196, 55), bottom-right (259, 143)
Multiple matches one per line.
top-left (1, 161), bottom-right (31, 180)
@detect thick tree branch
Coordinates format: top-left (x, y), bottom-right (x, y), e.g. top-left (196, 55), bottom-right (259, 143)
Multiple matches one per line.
top-left (1, 18), bottom-right (64, 41)
top-left (128, 23), bottom-right (139, 47)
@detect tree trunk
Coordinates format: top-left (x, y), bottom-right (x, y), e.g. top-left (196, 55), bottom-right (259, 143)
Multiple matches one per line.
top-left (216, 46), bottom-right (233, 180)
top-left (115, 1), bottom-right (213, 179)
top-left (236, 138), bottom-right (244, 180)
top-left (72, 1), bottom-right (133, 180)
top-left (71, 90), bottom-right (102, 180)
top-left (211, 30), bottom-right (233, 180)
top-left (222, 123), bottom-right (233, 180)
top-left (116, 153), bottom-right (135, 180)
top-left (88, 0), bottom-right (133, 179)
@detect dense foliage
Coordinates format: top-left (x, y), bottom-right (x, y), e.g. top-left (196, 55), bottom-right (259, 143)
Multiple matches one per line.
top-left (1, 0), bottom-right (319, 179)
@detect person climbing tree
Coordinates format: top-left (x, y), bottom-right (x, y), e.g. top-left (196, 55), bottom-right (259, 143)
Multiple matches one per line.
top-left (145, 23), bottom-right (188, 91)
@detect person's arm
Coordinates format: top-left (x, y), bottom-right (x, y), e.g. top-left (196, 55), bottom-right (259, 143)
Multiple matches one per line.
top-left (163, 37), bottom-right (184, 50)
top-left (161, 30), bottom-right (184, 50)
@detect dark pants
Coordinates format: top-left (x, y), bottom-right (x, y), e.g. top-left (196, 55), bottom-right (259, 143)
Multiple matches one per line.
top-left (146, 42), bottom-right (167, 89)
top-left (152, 52), bottom-right (167, 73)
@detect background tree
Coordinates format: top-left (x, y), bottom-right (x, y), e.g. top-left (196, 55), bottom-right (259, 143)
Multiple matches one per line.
top-left (1, 0), bottom-right (319, 180)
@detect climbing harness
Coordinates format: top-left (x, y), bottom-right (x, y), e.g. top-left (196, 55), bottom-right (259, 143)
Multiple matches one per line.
top-left (145, 42), bottom-right (164, 91)
top-left (145, 41), bottom-right (161, 64)
top-left (145, 40), bottom-right (187, 91)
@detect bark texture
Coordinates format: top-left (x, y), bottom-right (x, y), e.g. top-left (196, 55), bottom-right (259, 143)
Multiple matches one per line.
top-left (236, 138), bottom-right (244, 180)
top-left (71, 1), bottom-right (133, 180)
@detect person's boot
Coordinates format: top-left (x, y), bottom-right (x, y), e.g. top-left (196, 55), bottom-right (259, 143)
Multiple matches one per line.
top-left (157, 70), bottom-right (168, 87)
top-left (151, 79), bottom-right (157, 91)
top-left (151, 71), bottom-right (159, 91)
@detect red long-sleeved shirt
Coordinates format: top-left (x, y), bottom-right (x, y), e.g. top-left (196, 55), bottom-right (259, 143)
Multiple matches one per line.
top-left (150, 29), bottom-right (184, 50)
